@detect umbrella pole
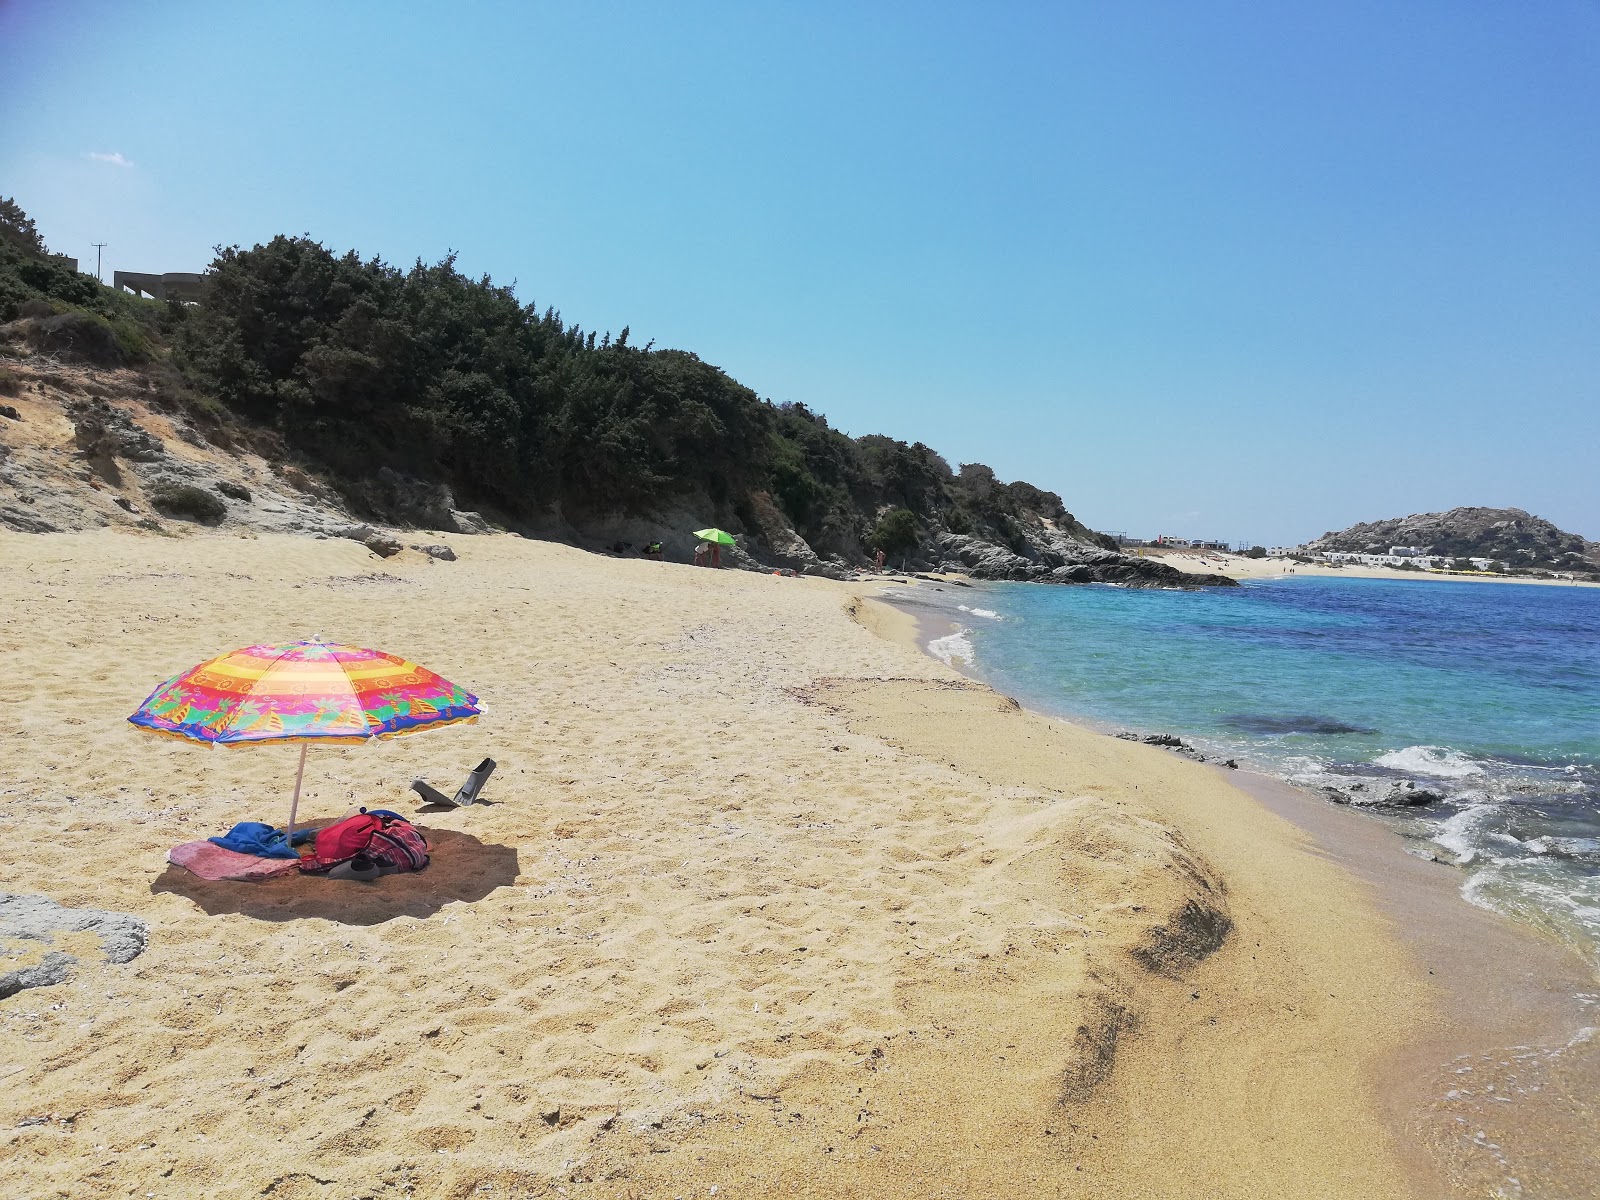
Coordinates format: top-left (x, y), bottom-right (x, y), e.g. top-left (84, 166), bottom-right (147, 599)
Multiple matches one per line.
top-left (285, 741), bottom-right (308, 850)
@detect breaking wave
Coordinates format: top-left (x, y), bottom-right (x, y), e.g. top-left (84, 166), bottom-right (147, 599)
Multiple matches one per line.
top-left (928, 628), bottom-right (976, 668)
top-left (1374, 745), bottom-right (1486, 779)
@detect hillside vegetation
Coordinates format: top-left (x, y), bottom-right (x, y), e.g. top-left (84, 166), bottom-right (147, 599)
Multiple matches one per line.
top-left (1, 198), bottom-right (1228, 586)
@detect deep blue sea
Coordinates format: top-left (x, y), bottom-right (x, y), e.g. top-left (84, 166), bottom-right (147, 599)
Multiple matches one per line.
top-left (897, 575), bottom-right (1600, 971)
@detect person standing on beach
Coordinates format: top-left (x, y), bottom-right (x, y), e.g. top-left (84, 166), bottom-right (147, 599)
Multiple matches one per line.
top-left (710, 541), bottom-right (722, 568)
top-left (875, 548), bottom-right (886, 572)
top-left (694, 541), bottom-right (709, 567)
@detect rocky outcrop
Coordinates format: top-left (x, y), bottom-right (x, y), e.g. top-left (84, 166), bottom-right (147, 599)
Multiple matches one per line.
top-left (1321, 780), bottom-right (1444, 808)
top-left (0, 359), bottom-right (473, 555)
top-left (933, 530), bottom-right (1237, 589)
top-left (68, 397), bottom-right (164, 463)
top-left (346, 466), bottom-right (493, 535)
top-left (1305, 507), bottom-right (1597, 572)
top-left (741, 490), bottom-right (827, 574)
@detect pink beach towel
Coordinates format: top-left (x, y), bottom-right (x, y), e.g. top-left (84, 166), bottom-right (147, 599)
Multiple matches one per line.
top-left (167, 840), bottom-right (302, 882)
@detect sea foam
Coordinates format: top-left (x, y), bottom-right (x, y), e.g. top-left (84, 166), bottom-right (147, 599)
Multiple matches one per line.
top-left (1375, 745), bottom-right (1486, 779)
top-left (929, 628), bottom-right (976, 668)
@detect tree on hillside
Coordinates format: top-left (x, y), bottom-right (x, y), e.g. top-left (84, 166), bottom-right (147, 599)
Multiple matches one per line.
top-left (0, 198), bottom-right (46, 258)
top-left (175, 235), bottom-right (776, 519)
top-left (870, 507), bottom-right (921, 559)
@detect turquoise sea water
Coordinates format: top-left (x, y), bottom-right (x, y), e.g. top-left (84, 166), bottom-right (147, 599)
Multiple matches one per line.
top-left (896, 575), bottom-right (1600, 971)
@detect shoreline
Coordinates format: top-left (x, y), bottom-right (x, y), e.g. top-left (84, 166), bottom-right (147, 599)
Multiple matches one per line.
top-left (876, 584), bottom-right (1600, 1197)
top-left (1134, 549), bottom-right (1599, 588)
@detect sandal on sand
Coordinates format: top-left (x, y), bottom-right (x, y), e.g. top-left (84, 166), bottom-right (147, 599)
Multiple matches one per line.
top-left (409, 758), bottom-right (496, 808)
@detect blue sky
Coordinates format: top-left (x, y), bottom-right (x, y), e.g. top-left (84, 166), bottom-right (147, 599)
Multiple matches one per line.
top-left (4, 1), bottom-right (1598, 545)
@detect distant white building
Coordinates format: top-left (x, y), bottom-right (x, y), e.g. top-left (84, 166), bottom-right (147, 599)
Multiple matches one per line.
top-left (1266, 546), bottom-right (1297, 557)
top-left (1321, 551), bottom-right (1499, 572)
top-left (1389, 546), bottom-right (1424, 557)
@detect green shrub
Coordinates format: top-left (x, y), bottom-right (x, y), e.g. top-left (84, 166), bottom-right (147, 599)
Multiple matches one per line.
top-left (870, 507), bottom-right (921, 557)
top-left (0, 366), bottom-right (19, 396)
top-left (108, 316), bottom-right (156, 363)
top-left (215, 480), bottom-right (251, 502)
top-left (149, 482), bottom-right (227, 523)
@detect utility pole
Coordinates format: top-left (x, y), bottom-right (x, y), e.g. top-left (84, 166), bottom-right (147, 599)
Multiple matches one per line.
top-left (91, 242), bottom-right (107, 283)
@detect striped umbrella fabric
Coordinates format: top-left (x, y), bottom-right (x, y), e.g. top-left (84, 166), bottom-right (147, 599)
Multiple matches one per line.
top-left (129, 640), bottom-right (480, 746)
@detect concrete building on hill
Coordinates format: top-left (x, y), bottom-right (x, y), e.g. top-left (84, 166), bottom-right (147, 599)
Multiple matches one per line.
top-left (113, 270), bottom-right (203, 303)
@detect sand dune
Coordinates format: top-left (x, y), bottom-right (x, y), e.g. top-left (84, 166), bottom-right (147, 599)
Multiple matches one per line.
top-left (1, 529), bottom-right (1429, 1197)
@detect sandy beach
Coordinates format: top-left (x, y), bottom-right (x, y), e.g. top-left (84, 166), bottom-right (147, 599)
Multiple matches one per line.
top-left (0, 529), bottom-right (1588, 1198)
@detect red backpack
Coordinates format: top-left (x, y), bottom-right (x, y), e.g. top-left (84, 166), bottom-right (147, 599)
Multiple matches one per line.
top-left (300, 810), bottom-right (430, 874)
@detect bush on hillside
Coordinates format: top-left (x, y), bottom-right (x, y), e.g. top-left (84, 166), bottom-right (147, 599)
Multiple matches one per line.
top-left (870, 507), bottom-right (921, 557)
top-left (149, 482), bottom-right (227, 523)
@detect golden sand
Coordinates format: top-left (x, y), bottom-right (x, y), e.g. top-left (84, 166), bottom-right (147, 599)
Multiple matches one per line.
top-left (1, 530), bottom-right (1433, 1197)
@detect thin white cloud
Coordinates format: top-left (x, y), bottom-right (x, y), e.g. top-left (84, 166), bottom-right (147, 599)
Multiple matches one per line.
top-left (87, 151), bottom-right (134, 168)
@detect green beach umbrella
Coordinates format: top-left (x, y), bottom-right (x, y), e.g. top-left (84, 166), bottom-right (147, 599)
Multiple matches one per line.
top-left (693, 527), bottom-right (737, 546)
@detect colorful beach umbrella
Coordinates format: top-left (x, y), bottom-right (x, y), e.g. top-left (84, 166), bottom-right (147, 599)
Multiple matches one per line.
top-left (129, 639), bottom-right (481, 847)
top-left (693, 527), bottom-right (737, 546)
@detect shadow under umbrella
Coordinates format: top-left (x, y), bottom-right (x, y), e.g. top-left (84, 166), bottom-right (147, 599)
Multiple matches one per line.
top-left (151, 828), bottom-right (521, 925)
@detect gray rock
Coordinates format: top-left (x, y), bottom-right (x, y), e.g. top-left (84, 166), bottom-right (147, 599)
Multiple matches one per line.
top-left (0, 893), bottom-right (148, 998)
top-left (0, 404), bottom-right (19, 421)
top-left (450, 509), bottom-right (491, 534)
top-left (414, 543), bottom-right (456, 561)
top-left (743, 491), bottom-right (824, 573)
top-left (373, 466), bottom-right (458, 530)
top-left (0, 506), bottom-right (59, 533)
top-left (67, 398), bottom-right (164, 462)
top-left (364, 534), bottom-right (404, 558)
top-left (1050, 564), bottom-right (1095, 582)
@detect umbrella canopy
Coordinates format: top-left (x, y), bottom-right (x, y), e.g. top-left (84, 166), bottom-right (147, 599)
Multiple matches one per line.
top-left (130, 639), bottom-right (479, 745)
top-left (693, 527), bottom-right (736, 546)
top-left (129, 639), bottom-right (481, 848)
